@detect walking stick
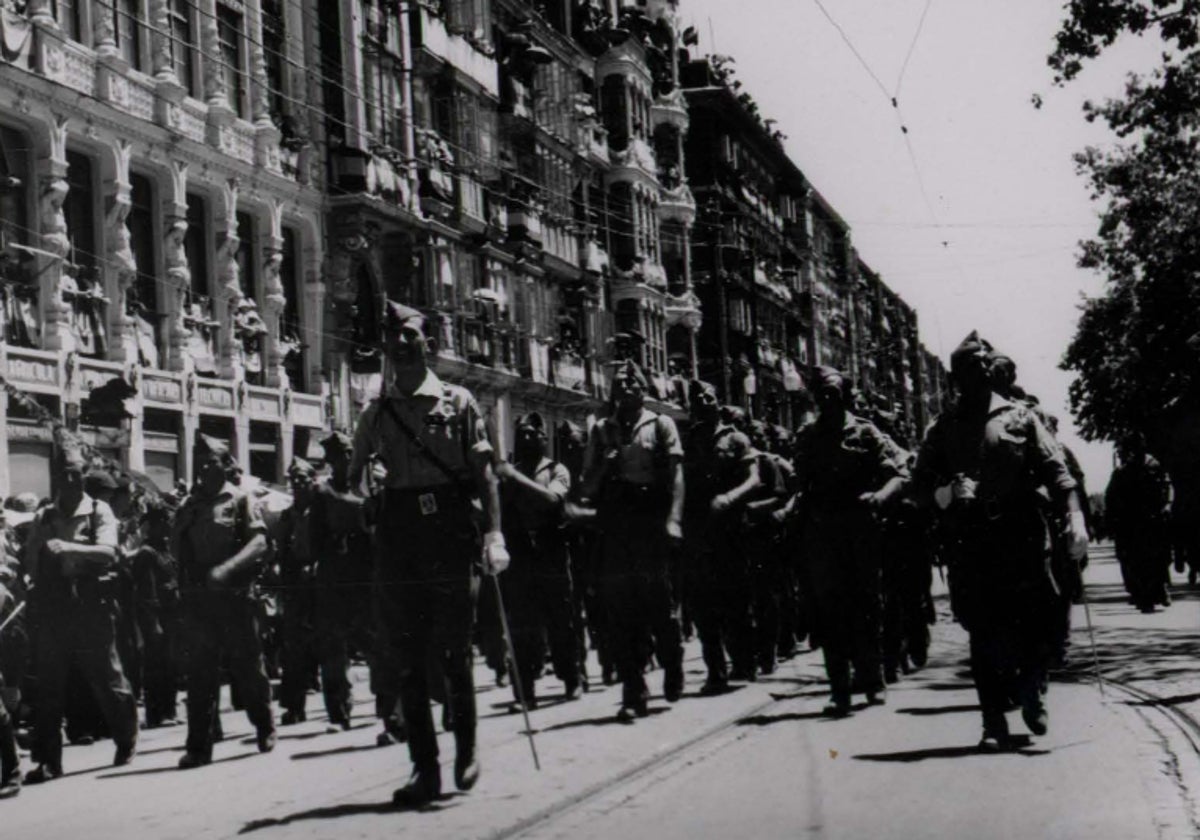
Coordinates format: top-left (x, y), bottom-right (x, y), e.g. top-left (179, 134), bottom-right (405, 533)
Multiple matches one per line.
top-left (0, 600), bottom-right (25, 638)
top-left (490, 573), bottom-right (541, 771)
top-left (1072, 549), bottom-right (1105, 699)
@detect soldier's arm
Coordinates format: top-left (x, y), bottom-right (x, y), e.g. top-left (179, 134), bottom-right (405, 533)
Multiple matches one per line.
top-left (57, 502), bottom-right (120, 572)
top-left (347, 402), bottom-right (379, 492)
top-left (210, 496), bottom-right (269, 586)
top-left (466, 397), bottom-right (501, 536)
top-left (578, 426), bottom-right (608, 501)
top-left (497, 462), bottom-right (567, 510)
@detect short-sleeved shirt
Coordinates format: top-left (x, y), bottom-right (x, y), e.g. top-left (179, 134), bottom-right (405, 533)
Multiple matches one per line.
top-left (351, 370), bottom-right (493, 490)
top-left (793, 412), bottom-right (907, 510)
top-left (585, 408), bottom-right (683, 487)
top-left (171, 483), bottom-right (267, 581)
top-left (502, 457), bottom-right (570, 534)
top-left (24, 494), bottom-right (119, 589)
top-left (913, 393), bottom-right (1076, 509)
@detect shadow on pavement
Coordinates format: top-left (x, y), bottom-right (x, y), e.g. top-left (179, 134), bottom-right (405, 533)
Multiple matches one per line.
top-left (1121, 692), bottom-right (1200, 708)
top-left (540, 708), bottom-right (669, 732)
top-left (854, 739), bottom-right (1050, 763)
top-left (894, 704), bottom-right (981, 716)
top-left (737, 710), bottom-right (827, 727)
top-left (97, 750), bottom-right (260, 779)
top-left (291, 743), bottom-right (384, 761)
top-left (1054, 623), bottom-right (1200, 687)
top-left (238, 794), bottom-right (467, 834)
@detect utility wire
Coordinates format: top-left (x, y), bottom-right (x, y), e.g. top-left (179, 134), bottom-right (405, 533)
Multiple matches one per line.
top-left (894, 0), bottom-right (934, 100)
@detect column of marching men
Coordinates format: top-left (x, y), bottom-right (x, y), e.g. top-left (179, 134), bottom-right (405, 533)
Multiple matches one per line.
top-left (0, 316), bottom-right (1103, 803)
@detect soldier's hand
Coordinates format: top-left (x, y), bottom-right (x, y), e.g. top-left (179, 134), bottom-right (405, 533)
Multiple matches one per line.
top-left (665, 519), bottom-right (683, 545)
top-left (483, 531), bottom-right (510, 575)
top-left (711, 493), bottom-right (731, 513)
top-left (43, 538), bottom-right (68, 557)
top-left (207, 565), bottom-right (230, 589)
top-left (858, 491), bottom-right (883, 509)
top-left (1067, 511), bottom-right (1089, 563)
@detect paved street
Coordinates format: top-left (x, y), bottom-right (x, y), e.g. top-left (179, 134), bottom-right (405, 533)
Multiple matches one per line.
top-left (3, 545), bottom-right (1198, 839)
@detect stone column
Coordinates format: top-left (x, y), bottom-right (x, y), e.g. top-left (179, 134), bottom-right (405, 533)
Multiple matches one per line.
top-left (93, 0), bottom-right (118, 59)
top-left (215, 179), bottom-right (242, 379)
top-left (246, 0), bottom-right (282, 172)
top-left (200, 0), bottom-right (235, 145)
top-left (162, 162), bottom-right (191, 372)
top-left (260, 200), bottom-right (287, 387)
top-left (38, 115), bottom-right (73, 353)
top-left (104, 139), bottom-right (139, 363)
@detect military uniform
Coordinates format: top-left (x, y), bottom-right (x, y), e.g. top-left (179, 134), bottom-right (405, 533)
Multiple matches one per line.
top-left (351, 366), bottom-right (494, 794)
top-left (914, 374), bottom-right (1078, 743)
top-left (685, 418), bottom-right (756, 690)
top-left (171, 454), bottom-right (275, 764)
top-left (794, 383), bottom-right (905, 712)
top-left (499, 438), bottom-right (580, 706)
top-left (276, 463), bottom-right (318, 723)
top-left (584, 380), bottom-right (685, 719)
top-left (310, 435), bottom-right (376, 729)
top-left (24, 484), bottom-right (138, 777)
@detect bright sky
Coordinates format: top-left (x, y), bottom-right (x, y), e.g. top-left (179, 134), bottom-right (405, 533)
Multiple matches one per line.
top-left (680, 0), bottom-right (1164, 492)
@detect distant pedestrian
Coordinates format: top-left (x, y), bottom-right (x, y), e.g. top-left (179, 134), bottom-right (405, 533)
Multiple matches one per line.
top-left (1106, 439), bottom-right (1173, 613)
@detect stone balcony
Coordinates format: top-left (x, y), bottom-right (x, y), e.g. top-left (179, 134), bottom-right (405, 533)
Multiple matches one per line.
top-left (658, 183), bottom-right (696, 226)
top-left (651, 88), bottom-right (689, 132)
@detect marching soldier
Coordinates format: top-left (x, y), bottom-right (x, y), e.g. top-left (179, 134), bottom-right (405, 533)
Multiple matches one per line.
top-left (23, 443), bottom-right (138, 783)
top-left (914, 332), bottom-right (1088, 750)
top-left (684, 383), bottom-right (760, 693)
top-left (0, 516), bottom-right (24, 797)
top-left (580, 360), bottom-right (685, 722)
top-left (311, 432), bottom-right (375, 730)
top-left (349, 301), bottom-right (507, 807)
top-left (793, 367), bottom-right (907, 717)
top-left (172, 435), bottom-right (276, 768)
top-left (277, 458), bottom-right (318, 725)
top-left (496, 412), bottom-right (582, 708)
top-left (131, 501), bottom-right (182, 728)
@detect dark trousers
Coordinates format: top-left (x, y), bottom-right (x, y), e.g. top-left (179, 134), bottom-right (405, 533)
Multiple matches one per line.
top-left (33, 598), bottom-right (138, 769)
top-left (968, 592), bottom-right (1056, 732)
top-left (597, 508), bottom-right (682, 708)
top-left (0, 669), bottom-right (18, 778)
top-left (805, 514), bottom-right (884, 701)
top-left (279, 586), bottom-right (317, 715)
top-left (749, 532), bottom-right (784, 673)
top-left (502, 533), bottom-right (581, 700)
top-left (182, 592), bottom-right (274, 757)
top-left (141, 613), bottom-right (179, 725)
top-left (316, 575), bottom-right (373, 725)
top-left (692, 546), bottom-right (753, 683)
top-left (375, 492), bottom-right (479, 772)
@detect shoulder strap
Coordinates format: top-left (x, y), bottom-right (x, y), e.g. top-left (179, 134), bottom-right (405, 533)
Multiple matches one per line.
top-left (380, 398), bottom-right (470, 488)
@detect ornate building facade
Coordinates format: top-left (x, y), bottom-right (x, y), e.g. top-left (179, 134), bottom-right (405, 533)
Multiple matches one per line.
top-left (681, 55), bottom-right (946, 441)
top-left (0, 0), bottom-right (327, 495)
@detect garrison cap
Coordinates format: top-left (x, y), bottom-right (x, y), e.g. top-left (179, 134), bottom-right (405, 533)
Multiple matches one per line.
top-left (689, 378), bottom-right (718, 404)
top-left (320, 430), bottom-right (353, 454)
top-left (950, 330), bottom-right (993, 372)
top-left (382, 299), bottom-right (425, 334)
top-left (516, 412), bottom-right (546, 435)
top-left (610, 358), bottom-right (648, 389)
top-left (812, 366), bottom-right (847, 397)
top-left (84, 471), bottom-right (119, 493)
top-left (287, 457), bottom-right (316, 478)
top-left (195, 433), bottom-right (231, 460)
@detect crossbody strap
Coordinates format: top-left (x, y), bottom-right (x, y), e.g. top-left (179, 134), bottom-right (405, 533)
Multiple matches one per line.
top-left (380, 398), bottom-right (472, 489)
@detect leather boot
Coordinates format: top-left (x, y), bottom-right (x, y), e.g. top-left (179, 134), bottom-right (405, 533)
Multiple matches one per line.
top-left (392, 764), bottom-right (441, 808)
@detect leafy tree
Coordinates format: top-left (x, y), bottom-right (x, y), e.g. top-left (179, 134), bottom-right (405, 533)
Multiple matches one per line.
top-left (1051, 2), bottom-right (1200, 473)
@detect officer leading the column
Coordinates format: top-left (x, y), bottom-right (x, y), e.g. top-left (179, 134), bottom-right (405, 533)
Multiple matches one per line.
top-left (349, 301), bottom-right (507, 808)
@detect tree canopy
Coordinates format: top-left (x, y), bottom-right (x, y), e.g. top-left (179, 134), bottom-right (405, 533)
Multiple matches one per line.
top-left (1052, 2), bottom-right (1200, 461)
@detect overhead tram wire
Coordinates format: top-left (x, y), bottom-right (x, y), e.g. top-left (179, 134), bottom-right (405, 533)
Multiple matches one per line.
top-left (894, 0), bottom-right (935, 102)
